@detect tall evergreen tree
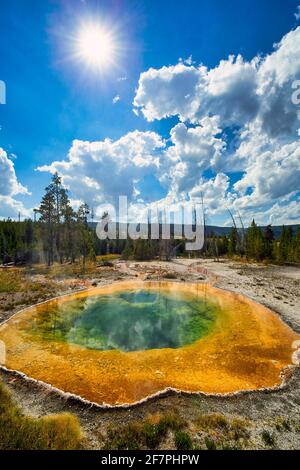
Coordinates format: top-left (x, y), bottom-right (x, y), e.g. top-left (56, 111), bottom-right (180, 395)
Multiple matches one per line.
top-left (246, 219), bottom-right (265, 261)
top-left (38, 187), bottom-right (56, 266)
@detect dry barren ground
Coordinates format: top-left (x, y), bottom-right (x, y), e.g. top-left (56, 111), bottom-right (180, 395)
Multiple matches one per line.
top-left (1, 259), bottom-right (300, 450)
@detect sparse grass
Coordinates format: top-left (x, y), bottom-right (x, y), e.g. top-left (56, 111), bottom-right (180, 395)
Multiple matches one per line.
top-left (196, 413), bottom-right (250, 450)
top-left (197, 413), bottom-right (229, 431)
top-left (274, 417), bottom-right (291, 432)
top-left (0, 268), bottom-right (58, 295)
top-left (103, 412), bottom-right (252, 451)
top-left (0, 381), bottom-right (83, 450)
top-left (0, 268), bottom-right (61, 318)
top-left (26, 260), bottom-right (100, 278)
top-left (103, 412), bottom-right (185, 450)
top-left (0, 270), bottom-right (22, 293)
top-left (96, 254), bottom-right (120, 263)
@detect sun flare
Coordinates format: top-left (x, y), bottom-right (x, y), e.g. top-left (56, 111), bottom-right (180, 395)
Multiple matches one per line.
top-left (77, 24), bottom-right (117, 69)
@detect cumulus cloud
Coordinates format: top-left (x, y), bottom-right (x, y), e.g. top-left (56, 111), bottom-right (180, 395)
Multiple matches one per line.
top-left (134, 27), bottom-right (300, 139)
top-left (236, 196), bottom-right (300, 227)
top-left (257, 27), bottom-right (300, 137)
top-left (37, 131), bottom-right (165, 209)
top-left (234, 142), bottom-right (300, 201)
top-left (134, 55), bottom-right (260, 126)
top-left (162, 116), bottom-right (226, 192)
top-left (133, 63), bottom-right (206, 122)
top-left (190, 173), bottom-right (231, 213)
top-left (0, 148), bottom-right (29, 196)
top-left (0, 148), bottom-right (31, 218)
top-left (0, 195), bottom-right (31, 219)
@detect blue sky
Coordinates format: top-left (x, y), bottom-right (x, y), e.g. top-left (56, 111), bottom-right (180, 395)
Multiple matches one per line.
top-left (0, 0), bottom-right (300, 225)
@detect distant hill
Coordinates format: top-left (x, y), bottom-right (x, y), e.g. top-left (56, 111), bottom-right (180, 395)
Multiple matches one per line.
top-left (206, 224), bottom-right (300, 239)
top-left (89, 222), bottom-right (300, 240)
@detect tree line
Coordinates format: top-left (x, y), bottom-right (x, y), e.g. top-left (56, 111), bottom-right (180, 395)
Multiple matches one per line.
top-left (205, 220), bottom-right (300, 264)
top-left (0, 174), bottom-right (299, 266)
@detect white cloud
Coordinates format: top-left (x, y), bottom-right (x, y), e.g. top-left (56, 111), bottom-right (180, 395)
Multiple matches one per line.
top-left (234, 141), bottom-right (300, 200)
top-left (133, 62), bottom-right (206, 122)
top-left (37, 131), bottom-right (165, 209)
top-left (295, 6), bottom-right (300, 21)
top-left (0, 195), bottom-right (31, 219)
top-left (190, 173), bottom-right (231, 214)
top-left (257, 27), bottom-right (300, 137)
top-left (133, 55), bottom-right (259, 126)
top-left (162, 116), bottom-right (226, 193)
top-left (0, 148), bottom-right (31, 218)
top-left (237, 196), bottom-right (300, 227)
top-left (0, 148), bottom-right (29, 196)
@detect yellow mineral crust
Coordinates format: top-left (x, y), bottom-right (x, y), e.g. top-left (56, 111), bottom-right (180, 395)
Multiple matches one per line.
top-left (0, 280), bottom-right (299, 406)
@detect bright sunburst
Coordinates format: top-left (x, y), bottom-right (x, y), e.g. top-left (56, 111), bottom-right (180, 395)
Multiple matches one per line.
top-left (77, 23), bottom-right (117, 69)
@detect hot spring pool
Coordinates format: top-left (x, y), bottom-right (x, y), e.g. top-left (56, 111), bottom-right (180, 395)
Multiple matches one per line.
top-left (27, 289), bottom-right (217, 352)
top-left (0, 281), bottom-right (299, 406)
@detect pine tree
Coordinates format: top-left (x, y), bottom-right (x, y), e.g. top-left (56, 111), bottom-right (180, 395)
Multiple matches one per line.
top-left (121, 239), bottom-right (134, 260)
top-left (292, 228), bottom-right (300, 263)
top-left (277, 226), bottom-right (293, 263)
top-left (133, 239), bottom-right (153, 261)
top-left (38, 188), bottom-right (56, 266)
top-left (23, 219), bottom-right (35, 264)
top-left (245, 219), bottom-right (265, 261)
top-left (264, 225), bottom-right (274, 259)
top-left (76, 203), bottom-right (94, 269)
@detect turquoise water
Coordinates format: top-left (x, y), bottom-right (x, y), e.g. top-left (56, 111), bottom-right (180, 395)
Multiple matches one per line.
top-left (27, 289), bottom-right (217, 352)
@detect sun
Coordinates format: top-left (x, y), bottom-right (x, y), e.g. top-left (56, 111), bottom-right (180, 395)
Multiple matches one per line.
top-left (77, 24), bottom-right (117, 69)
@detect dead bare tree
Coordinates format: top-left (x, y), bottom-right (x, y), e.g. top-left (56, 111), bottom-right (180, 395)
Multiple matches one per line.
top-left (237, 210), bottom-right (246, 255)
top-left (200, 192), bottom-right (207, 254)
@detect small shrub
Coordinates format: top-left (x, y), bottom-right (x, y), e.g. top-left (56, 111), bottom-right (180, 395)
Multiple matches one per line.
top-left (205, 436), bottom-right (217, 450)
top-left (143, 423), bottom-right (161, 449)
top-left (163, 272), bottom-right (177, 279)
top-left (261, 430), bottom-right (275, 447)
top-left (175, 431), bottom-right (193, 450)
top-left (102, 260), bottom-right (114, 267)
top-left (105, 422), bottom-right (143, 450)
